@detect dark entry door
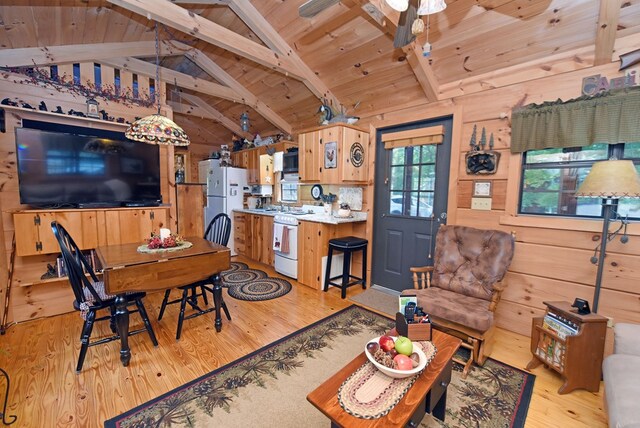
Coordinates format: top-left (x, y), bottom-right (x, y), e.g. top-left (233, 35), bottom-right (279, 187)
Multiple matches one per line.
top-left (372, 116), bottom-right (453, 292)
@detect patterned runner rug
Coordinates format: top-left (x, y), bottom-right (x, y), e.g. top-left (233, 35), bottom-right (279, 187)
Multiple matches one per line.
top-left (221, 262), bottom-right (292, 301)
top-left (104, 306), bottom-right (534, 428)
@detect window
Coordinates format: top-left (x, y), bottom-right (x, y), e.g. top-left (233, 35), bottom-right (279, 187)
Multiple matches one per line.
top-left (520, 142), bottom-right (640, 219)
top-left (132, 74), bottom-right (139, 98)
top-left (281, 183), bottom-right (297, 202)
top-left (93, 63), bottom-right (102, 90)
top-left (72, 63), bottom-right (80, 85)
top-left (388, 145), bottom-right (435, 218)
top-left (114, 68), bottom-right (121, 95)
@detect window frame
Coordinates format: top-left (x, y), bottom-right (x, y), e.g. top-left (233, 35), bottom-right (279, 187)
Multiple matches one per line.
top-left (518, 142), bottom-right (640, 220)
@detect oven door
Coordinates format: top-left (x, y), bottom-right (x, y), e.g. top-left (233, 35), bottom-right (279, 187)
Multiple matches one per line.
top-left (274, 224), bottom-right (298, 260)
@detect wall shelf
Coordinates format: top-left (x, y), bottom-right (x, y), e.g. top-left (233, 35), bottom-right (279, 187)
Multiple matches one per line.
top-left (1, 104), bottom-right (130, 129)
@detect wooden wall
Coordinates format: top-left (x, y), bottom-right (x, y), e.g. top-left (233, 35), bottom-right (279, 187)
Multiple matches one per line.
top-left (358, 52), bottom-right (640, 337)
top-left (0, 63), bottom-right (193, 325)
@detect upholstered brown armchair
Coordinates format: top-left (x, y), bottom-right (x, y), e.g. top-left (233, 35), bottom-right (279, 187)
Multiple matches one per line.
top-left (403, 225), bottom-right (515, 376)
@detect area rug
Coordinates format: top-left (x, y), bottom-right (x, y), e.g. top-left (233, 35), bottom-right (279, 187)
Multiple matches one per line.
top-left (221, 262), bottom-right (292, 301)
top-left (105, 306), bottom-right (534, 428)
top-left (350, 287), bottom-right (398, 317)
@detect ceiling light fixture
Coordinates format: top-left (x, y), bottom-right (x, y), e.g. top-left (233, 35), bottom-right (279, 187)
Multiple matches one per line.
top-left (386, 0), bottom-right (409, 12)
top-left (125, 23), bottom-right (190, 146)
top-left (240, 112), bottom-right (250, 132)
top-left (417, 0), bottom-right (447, 15)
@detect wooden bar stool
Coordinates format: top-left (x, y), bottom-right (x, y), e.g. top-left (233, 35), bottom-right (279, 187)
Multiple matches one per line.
top-left (323, 236), bottom-right (368, 298)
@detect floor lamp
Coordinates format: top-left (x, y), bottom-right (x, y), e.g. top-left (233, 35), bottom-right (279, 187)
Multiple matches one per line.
top-left (575, 159), bottom-right (640, 313)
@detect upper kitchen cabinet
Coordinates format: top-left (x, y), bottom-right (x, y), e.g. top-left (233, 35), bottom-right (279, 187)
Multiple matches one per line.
top-left (238, 141), bottom-right (296, 185)
top-left (298, 125), bottom-right (369, 184)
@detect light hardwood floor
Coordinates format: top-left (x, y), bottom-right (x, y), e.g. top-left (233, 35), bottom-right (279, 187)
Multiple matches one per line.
top-left (0, 256), bottom-right (607, 427)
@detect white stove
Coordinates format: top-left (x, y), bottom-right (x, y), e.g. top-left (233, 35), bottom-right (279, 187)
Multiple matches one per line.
top-left (274, 214), bottom-right (299, 279)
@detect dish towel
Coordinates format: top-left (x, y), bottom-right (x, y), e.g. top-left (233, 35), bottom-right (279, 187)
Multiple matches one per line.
top-left (281, 226), bottom-right (290, 254)
top-left (273, 224), bottom-right (283, 251)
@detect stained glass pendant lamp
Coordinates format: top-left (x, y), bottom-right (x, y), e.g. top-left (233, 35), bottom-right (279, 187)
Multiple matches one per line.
top-left (125, 23), bottom-right (190, 146)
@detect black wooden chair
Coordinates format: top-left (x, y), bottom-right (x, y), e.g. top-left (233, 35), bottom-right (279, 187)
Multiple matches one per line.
top-left (51, 221), bottom-right (158, 373)
top-left (158, 213), bottom-right (233, 339)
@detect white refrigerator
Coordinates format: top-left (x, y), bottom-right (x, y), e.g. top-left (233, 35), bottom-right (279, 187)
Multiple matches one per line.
top-left (198, 159), bottom-right (247, 256)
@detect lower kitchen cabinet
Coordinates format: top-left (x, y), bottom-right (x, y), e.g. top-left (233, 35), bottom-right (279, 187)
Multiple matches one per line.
top-left (297, 220), bottom-right (357, 290)
top-left (234, 213), bottom-right (273, 266)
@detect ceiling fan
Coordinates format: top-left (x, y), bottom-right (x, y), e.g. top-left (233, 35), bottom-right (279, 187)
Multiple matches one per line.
top-left (299, 0), bottom-right (425, 49)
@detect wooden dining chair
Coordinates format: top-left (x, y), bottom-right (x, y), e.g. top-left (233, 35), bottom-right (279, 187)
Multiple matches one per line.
top-left (158, 213), bottom-right (232, 340)
top-left (51, 221), bottom-right (158, 373)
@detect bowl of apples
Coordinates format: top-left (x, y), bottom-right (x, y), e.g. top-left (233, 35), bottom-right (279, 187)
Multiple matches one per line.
top-left (364, 335), bottom-right (427, 379)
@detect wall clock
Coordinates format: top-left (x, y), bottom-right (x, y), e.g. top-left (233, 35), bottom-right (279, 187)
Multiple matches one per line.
top-left (311, 184), bottom-right (323, 200)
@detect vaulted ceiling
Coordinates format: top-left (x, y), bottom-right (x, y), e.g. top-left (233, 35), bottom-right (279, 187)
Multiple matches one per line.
top-left (1, 0), bottom-right (639, 147)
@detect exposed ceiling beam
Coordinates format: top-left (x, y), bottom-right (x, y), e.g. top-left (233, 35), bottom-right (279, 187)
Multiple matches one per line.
top-left (170, 0), bottom-right (229, 4)
top-left (179, 116), bottom-right (222, 141)
top-left (170, 96), bottom-right (253, 139)
top-left (106, 0), bottom-right (304, 80)
top-left (228, 0), bottom-right (341, 108)
top-left (402, 41), bottom-right (439, 101)
top-left (185, 49), bottom-right (292, 134)
top-left (353, 0), bottom-right (439, 101)
top-left (594, 0), bottom-right (622, 66)
top-left (100, 56), bottom-right (243, 103)
top-left (0, 41), bottom-right (185, 68)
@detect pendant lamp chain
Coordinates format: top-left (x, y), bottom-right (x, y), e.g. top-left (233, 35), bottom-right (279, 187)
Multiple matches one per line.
top-left (154, 22), bottom-right (161, 114)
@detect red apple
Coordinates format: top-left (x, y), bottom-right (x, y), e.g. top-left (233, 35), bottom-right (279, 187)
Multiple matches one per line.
top-left (394, 354), bottom-right (414, 371)
top-left (387, 348), bottom-right (399, 359)
top-left (379, 335), bottom-right (395, 352)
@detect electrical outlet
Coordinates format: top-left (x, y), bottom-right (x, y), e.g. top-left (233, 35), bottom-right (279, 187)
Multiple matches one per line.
top-left (606, 316), bottom-right (614, 328)
top-left (471, 197), bottom-right (492, 210)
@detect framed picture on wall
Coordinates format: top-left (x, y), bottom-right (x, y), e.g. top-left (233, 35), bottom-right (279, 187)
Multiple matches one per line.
top-left (175, 152), bottom-right (189, 183)
top-left (325, 141), bottom-right (337, 169)
top-left (473, 180), bottom-right (492, 197)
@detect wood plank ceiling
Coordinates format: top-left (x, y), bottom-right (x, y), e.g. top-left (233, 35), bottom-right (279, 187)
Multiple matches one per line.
top-left (0, 0), bottom-right (639, 148)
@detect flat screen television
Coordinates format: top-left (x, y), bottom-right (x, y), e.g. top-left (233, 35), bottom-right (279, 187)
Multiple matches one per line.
top-left (15, 122), bottom-right (162, 208)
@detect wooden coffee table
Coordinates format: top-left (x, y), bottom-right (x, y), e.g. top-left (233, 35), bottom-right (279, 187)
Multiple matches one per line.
top-left (307, 329), bottom-right (461, 427)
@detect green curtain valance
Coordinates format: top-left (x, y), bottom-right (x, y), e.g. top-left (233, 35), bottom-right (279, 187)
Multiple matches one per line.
top-left (510, 85), bottom-right (640, 153)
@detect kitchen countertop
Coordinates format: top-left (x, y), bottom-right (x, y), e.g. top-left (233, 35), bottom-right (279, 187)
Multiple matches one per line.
top-left (233, 208), bottom-right (367, 224)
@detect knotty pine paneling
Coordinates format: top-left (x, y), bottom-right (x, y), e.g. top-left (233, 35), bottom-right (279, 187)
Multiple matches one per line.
top-left (457, 179), bottom-right (507, 210)
top-left (494, 300), bottom-right (545, 337)
top-left (461, 119), bottom-right (511, 152)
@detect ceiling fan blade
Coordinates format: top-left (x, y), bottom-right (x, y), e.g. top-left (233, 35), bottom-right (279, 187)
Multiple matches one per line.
top-left (393, 0), bottom-right (418, 49)
top-left (299, 0), bottom-right (341, 18)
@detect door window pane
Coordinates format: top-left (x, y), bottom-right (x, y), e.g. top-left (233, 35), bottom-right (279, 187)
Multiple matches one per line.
top-left (391, 148), bottom-right (405, 165)
top-left (390, 166), bottom-right (404, 191)
top-left (387, 142), bottom-right (437, 218)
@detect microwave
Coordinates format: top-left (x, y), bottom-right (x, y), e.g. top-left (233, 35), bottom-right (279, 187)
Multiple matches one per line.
top-left (283, 150), bottom-right (299, 174)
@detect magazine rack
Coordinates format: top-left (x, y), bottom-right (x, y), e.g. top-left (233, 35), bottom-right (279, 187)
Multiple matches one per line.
top-left (526, 301), bottom-right (607, 394)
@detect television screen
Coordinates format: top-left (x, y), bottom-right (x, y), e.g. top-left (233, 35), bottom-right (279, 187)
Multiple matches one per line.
top-left (16, 125), bottom-right (162, 208)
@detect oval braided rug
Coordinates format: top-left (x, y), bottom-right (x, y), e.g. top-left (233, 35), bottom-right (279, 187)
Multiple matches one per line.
top-left (221, 262), bottom-right (292, 301)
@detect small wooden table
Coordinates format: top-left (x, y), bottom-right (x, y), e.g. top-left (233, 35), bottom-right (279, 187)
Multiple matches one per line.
top-left (307, 330), bottom-right (461, 427)
top-left (96, 237), bottom-right (230, 367)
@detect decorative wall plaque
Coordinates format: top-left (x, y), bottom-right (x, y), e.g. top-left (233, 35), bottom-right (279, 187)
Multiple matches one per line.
top-left (350, 142), bottom-right (364, 167)
top-left (325, 141), bottom-right (337, 169)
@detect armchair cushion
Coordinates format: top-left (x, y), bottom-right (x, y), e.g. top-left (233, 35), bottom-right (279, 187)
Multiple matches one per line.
top-left (402, 287), bottom-right (493, 332)
top-left (432, 225), bottom-right (514, 301)
top-left (614, 323), bottom-right (640, 356)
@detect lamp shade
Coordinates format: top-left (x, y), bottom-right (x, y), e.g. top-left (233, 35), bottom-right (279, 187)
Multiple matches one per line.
top-left (575, 160), bottom-right (640, 199)
top-left (125, 114), bottom-right (190, 146)
top-left (386, 0), bottom-right (409, 12)
top-left (417, 0), bottom-right (447, 15)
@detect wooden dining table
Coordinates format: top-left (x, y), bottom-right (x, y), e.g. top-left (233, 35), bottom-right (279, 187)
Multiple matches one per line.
top-left (95, 236), bottom-right (231, 367)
